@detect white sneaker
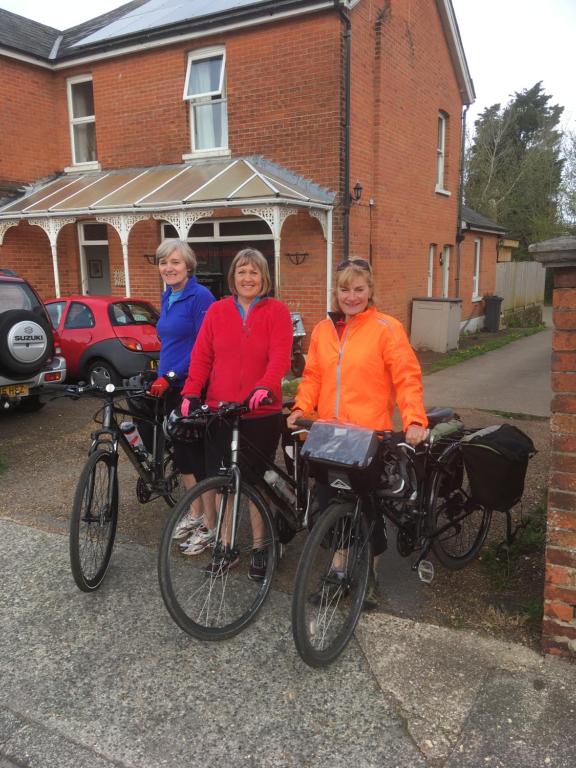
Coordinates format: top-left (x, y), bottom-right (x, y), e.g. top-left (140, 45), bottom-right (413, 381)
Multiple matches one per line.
top-left (172, 512), bottom-right (203, 540)
top-left (179, 526), bottom-right (216, 556)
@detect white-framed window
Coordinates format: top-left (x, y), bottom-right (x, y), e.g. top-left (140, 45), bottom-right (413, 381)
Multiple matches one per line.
top-left (183, 47), bottom-right (228, 156)
top-left (435, 111), bottom-right (450, 195)
top-left (67, 76), bottom-right (98, 167)
top-left (472, 238), bottom-right (481, 299)
top-left (427, 244), bottom-right (436, 297)
top-left (441, 244), bottom-right (451, 298)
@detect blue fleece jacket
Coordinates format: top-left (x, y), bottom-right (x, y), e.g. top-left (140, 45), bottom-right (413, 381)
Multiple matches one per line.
top-left (156, 276), bottom-right (215, 383)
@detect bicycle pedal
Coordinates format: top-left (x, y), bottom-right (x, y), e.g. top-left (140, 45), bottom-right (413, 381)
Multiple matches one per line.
top-left (417, 559), bottom-right (435, 584)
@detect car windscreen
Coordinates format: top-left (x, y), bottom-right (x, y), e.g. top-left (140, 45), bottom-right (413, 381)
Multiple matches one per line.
top-left (109, 301), bottom-right (159, 326)
top-left (0, 281), bottom-right (43, 313)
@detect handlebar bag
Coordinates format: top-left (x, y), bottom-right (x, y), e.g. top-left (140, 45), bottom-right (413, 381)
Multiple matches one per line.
top-left (460, 424), bottom-right (536, 512)
top-left (301, 421), bottom-right (379, 469)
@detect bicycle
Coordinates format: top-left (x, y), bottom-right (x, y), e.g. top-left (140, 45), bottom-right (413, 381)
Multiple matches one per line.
top-left (157, 399), bottom-right (312, 641)
top-left (291, 408), bottom-right (493, 667)
top-left (65, 377), bottom-right (184, 592)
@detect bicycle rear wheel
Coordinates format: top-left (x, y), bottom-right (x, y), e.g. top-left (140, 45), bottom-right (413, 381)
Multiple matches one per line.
top-left (158, 475), bottom-right (276, 641)
top-left (292, 500), bottom-right (371, 668)
top-left (428, 443), bottom-right (492, 569)
top-left (70, 449), bottom-right (118, 592)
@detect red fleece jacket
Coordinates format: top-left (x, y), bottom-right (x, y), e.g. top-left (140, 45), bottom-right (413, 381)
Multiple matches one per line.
top-left (182, 296), bottom-right (293, 415)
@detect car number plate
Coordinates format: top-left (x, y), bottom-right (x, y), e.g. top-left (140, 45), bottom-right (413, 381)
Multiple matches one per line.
top-left (0, 384), bottom-right (29, 397)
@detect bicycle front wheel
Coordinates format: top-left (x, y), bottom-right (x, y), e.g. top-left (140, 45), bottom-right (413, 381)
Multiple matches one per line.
top-left (158, 475), bottom-right (276, 641)
top-left (292, 500), bottom-right (371, 668)
top-left (428, 443), bottom-right (492, 569)
top-left (70, 449), bottom-right (118, 592)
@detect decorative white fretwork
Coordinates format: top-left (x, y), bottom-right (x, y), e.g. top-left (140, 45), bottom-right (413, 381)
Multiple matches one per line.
top-left (154, 209), bottom-right (215, 239)
top-left (28, 216), bottom-right (77, 246)
top-left (27, 217), bottom-right (76, 298)
top-left (277, 206), bottom-right (299, 234)
top-left (0, 219), bottom-right (21, 245)
top-left (310, 208), bottom-right (329, 240)
top-left (96, 214), bottom-right (150, 245)
top-left (96, 214), bottom-right (150, 298)
top-left (241, 206), bottom-right (275, 232)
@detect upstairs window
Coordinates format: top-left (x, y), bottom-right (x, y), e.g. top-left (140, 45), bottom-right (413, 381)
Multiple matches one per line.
top-left (183, 48), bottom-right (228, 154)
top-left (435, 111), bottom-right (449, 194)
top-left (67, 76), bottom-right (97, 166)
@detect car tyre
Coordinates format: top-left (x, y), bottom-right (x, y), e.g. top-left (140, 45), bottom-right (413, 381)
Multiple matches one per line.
top-left (87, 359), bottom-right (121, 387)
top-left (16, 395), bottom-right (46, 413)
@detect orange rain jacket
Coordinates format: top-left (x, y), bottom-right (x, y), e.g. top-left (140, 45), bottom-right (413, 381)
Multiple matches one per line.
top-left (294, 306), bottom-right (427, 431)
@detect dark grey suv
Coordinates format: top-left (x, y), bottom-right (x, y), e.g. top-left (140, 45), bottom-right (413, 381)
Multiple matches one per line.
top-left (0, 270), bottom-right (66, 411)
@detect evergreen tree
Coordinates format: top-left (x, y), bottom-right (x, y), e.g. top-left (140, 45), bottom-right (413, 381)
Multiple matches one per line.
top-left (465, 82), bottom-right (564, 257)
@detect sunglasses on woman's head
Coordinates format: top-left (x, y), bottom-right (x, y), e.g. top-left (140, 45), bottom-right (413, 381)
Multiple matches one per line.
top-left (336, 258), bottom-right (371, 272)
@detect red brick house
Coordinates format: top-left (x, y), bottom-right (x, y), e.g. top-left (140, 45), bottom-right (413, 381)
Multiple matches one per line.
top-left (0, 0), bottom-right (477, 336)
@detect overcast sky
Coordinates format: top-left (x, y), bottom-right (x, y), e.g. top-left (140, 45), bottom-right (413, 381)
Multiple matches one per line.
top-left (2, 0), bottom-right (575, 130)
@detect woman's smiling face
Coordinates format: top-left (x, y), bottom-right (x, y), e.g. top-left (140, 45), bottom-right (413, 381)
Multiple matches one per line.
top-left (234, 260), bottom-right (263, 303)
top-left (337, 274), bottom-right (371, 319)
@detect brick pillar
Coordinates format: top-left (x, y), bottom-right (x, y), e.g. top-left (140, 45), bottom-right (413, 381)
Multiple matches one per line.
top-left (530, 237), bottom-right (576, 657)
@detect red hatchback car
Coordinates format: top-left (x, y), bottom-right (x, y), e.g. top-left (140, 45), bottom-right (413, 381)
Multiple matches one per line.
top-left (45, 296), bottom-right (160, 385)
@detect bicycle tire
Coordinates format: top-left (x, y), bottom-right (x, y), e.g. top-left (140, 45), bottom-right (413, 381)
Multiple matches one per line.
top-left (70, 449), bottom-right (118, 592)
top-left (428, 442), bottom-right (492, 569)
top-left (292, 500), bottom-right (371, 668)
top-left (158, 475), bottom-right (276, 641)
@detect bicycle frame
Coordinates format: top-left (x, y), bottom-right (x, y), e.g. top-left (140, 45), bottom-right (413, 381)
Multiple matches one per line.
top-left (89, 391), bottom-right (174, 501)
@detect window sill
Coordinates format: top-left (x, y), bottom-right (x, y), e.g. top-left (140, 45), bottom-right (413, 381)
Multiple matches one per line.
top-left (472, 295), bottom-right (482, 303)
top-left (65, 162), bottom-right (101, 173)
top-left (182, 149), bottom-right (231, 161)
top-left (435, 186), bottom-right (451, 197)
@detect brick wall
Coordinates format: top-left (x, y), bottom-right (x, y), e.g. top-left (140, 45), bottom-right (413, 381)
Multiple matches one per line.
top-left (459, 231), bottom-right (499, 323)
top-left (543, 267), bottom-right (576, 656)
top-left (349, 0), bottom-right (463, 326)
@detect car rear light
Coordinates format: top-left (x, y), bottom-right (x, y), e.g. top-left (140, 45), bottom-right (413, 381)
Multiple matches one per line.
top-left (119, 337), bottom-right (143, 352)
top-left (54, 345), bottom-right (62, 354)
top-left (45, 372), bottom-right (62, 382)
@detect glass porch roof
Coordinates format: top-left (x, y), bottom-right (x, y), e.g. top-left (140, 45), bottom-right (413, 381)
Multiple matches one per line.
top-left (0, 157), bottom-right (334, 219)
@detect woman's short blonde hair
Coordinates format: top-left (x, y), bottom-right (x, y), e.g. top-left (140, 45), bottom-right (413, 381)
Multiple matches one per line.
top-left (155, 239), bottom-right (197, 275)
top-left (228, 248), bottom-right (272, 297)
top-left (331, 259), bottom-right (375, 312)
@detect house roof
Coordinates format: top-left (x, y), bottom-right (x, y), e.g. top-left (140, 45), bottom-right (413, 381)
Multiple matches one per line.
top-left (0, 0), bottom-right (474, 102)
top-left (462, 205), bottom-right (507, 235)
top-left (0, 156), bottom-right (335, 220)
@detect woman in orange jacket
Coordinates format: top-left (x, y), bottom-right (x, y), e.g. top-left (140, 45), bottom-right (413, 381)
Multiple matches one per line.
top-left (287, 258), bottom-right (428, 608)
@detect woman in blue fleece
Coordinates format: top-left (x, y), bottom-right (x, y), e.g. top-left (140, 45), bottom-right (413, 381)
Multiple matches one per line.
top-left (149, 239), bottom-right (214, 536)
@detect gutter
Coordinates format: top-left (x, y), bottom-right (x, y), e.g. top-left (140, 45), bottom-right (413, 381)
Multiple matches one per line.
top-left (454, 103), bottom-right (468, 298)
top-left (334, 0), bottom-right (352, 260)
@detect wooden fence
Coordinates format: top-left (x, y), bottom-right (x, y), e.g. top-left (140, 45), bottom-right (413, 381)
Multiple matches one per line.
top-left (495, 261), bottom-right (545, 313)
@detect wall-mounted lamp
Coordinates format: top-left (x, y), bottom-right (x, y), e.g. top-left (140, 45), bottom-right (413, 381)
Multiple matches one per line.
top-left (286, 251), bottom-right (308, 266)
top-left (143, 254), bottom-right (156, 265)
top-left (350, 181), bottom-right (363, 203)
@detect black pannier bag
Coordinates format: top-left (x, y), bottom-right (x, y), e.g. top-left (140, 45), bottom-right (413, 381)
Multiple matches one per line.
top-left (460, 424), bottom-right (536, 512)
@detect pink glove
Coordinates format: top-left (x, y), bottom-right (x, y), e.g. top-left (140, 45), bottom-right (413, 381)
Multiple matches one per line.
top-left (248, 388), bottom-right (271, 411)
top-left (149, 376), bottom-right (170, 398)
top-left (180, 397), bottom-right (201, 417)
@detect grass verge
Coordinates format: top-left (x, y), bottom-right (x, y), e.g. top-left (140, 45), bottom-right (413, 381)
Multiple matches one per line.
top-left (423, 325), bottom-right (545, 375)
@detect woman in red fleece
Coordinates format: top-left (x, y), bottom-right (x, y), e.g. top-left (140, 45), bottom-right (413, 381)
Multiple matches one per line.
top-left (179, 248), bottom-right (293, 575)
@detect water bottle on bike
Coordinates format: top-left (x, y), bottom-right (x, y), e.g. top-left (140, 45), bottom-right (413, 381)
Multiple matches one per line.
top-left (120, 421), bottom-right (148, 461)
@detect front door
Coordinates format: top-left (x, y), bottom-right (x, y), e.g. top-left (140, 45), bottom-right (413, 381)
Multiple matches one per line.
top-left (85, 244), bottom-right (111, 295)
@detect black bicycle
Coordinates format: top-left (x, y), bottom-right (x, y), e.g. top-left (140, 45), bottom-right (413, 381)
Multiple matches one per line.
top-left (291, 409), bottom-right (493, 667)
top-left (157, 400), bottom-right (312, 640)
top-left (67, 377), bottom-right (184, 592)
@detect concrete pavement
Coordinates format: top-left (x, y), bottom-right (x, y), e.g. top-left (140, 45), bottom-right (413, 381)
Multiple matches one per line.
top-left (2, 515), bottom-right (576, 768)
